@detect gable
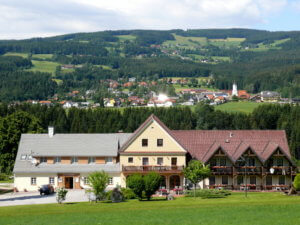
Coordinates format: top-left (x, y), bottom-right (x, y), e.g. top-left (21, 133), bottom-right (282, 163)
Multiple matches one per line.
top-left (123, 120), bottom-right (186, 153)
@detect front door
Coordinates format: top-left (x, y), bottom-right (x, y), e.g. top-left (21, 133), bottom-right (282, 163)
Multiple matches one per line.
top-left (65, 177), bottom-right (73, 189)
top-left (169, 175), bottom-right (180, 190)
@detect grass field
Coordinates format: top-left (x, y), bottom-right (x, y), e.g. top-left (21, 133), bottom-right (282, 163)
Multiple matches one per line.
top-left (0, 193), bottom-right (299, 225)
top-left (27, 60), bottom-right (60, 75)
top-left (3, 52), bottom-right (28, 58)
top-left (215, 102), bottom-right (267, 113)
top-left (116, 35), bottom-right (136, 41)
top-left (32, 54), bottom-right (53, 60)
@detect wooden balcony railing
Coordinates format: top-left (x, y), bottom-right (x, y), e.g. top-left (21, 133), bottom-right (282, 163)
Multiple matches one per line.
top-left (122, 165), bottom-right (184, 173)
top-left (263, 166), bottom-right (293, 175)
top-left (235, 166), bottom-right (262, 174)
top-left (210, 166), bottom-right (233, 174)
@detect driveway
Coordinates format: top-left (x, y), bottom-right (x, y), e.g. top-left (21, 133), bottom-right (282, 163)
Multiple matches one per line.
top-left (0, 189), bottom-right (88, 207)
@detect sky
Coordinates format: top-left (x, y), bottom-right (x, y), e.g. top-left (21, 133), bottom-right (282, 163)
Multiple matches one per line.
top-left (1, 0), bottom-right (300, 39)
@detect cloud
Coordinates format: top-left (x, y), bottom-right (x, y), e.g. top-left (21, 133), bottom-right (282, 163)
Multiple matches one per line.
top-left (0, 0), bottom-right (289, 39)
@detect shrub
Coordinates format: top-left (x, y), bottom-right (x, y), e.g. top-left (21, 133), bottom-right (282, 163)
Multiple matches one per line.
top-left (88, 171), bottom-right (109, 201)
top-left (126, 174), bottom-right (144, 200)
top-left (0, 173), bottom-right (9, 181)
top-left (185, 189), bottom-right (231, 199)
top-left (121, 188), bottom-right (136, 199)
top-left (293, 174), bottom-right (300, 191)
top-left (143, 172), bottom-right (162, 200)
top-left (110, 188), bottom-right (124, 203)
top-left (56, 188), bottom-right (68, 204)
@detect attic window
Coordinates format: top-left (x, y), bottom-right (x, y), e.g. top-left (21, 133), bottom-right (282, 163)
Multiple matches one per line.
top-left (21, 155), bottom-right (27, 160)
top-left (142, 139), bottom-right (148, 147)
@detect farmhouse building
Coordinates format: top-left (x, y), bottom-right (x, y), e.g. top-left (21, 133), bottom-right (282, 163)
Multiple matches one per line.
top-left (14, 115), bottom-right (296, 192)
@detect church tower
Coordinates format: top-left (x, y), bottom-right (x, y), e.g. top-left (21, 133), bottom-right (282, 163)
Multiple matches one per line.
top-left (232, 82), bottom-right (238, 97)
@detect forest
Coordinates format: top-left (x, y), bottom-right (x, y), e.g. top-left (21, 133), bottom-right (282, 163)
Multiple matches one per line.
top-left (0, 103), bottom-right (299, 173)
top-left (0, 29), bottom-right (300, 101)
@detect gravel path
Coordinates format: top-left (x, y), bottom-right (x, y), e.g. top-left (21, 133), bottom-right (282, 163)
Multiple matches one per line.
top-left (0, 190), bottom-right (88, 207)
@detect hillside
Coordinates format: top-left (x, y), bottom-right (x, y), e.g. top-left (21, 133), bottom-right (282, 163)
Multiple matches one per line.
top-left (0, 28), bottom-right (300, 102)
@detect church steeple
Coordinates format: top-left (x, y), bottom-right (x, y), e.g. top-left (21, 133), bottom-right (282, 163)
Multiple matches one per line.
top-left (232, 81), bottom-right (238, 97)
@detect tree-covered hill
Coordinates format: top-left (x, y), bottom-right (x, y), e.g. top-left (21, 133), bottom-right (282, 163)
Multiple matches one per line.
top-left (0, 28), bottom-right (300, 101)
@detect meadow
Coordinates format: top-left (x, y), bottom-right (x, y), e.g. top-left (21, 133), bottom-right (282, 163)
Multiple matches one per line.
top-left (0, 192), bottom-right (299, 225)
top-left (27, 60), bottom-right (60, 75)
top-left (215, 102), bottom-right (267, 113)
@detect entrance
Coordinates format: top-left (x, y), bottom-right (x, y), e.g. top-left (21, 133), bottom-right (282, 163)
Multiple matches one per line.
top-left (65, 177), bottom-right (74, 189)
top-left (169, 175), bottom-right (180, 190)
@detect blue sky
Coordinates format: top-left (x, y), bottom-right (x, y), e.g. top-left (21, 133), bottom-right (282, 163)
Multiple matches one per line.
top-left (0, 0), bottom-right (300, 39)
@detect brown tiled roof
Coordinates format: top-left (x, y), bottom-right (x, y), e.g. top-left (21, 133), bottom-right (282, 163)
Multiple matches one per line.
top-left (171, 130), bottom-right (291, 163)
top-left (119, 115), bottom-right (292, 164)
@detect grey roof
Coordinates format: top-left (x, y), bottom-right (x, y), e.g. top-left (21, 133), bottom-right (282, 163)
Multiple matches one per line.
top-left (14, 161), bottom-right (121, 174)
top-left (13, 133), bottom-right (132, 174)
top-left (17, 133), bottom-right (132, 157)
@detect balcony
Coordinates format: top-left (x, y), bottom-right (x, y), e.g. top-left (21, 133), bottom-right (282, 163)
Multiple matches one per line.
top-left (210, 166), bottom-right (233, 175)
top-left (122, 165), bottom-right (184, 173)
top-left (235, 166), bottom-right (262, 175)
top-left (263, 166), bottom-right (294, 175)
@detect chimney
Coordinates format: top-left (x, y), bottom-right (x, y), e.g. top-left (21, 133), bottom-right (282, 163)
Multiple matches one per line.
top-left (48, 126), bottom-right (54, 138)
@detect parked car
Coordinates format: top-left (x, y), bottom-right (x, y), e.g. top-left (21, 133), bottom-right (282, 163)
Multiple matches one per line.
top-left (39, 184), bottom-right (55, 195)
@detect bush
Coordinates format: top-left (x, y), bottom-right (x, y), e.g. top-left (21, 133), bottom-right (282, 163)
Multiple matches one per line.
top-left (293, 174), bottom-right (300, 191)
top-left (0, 173), bottom-right (9, 181)
top-left (126, 174), bottom-right (144, 200)
top-left (185, 189), bottom-right (231, 199)
top-left (121, 188), bottom-right (136, 199)
top-left (143, 172), bottom-right (162, 200)
top-left (110, 188), bottom-right (124, 203)
top-left (88, 171), bottom-right (109, 201)
top-left (56, 188), bottom-right (68, 204)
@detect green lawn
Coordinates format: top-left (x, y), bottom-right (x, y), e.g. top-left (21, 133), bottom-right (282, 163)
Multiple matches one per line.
top-left (215, 102), bottom-right (267, 113)
top-left (27, 60), bottom-right (60, 75)
top-left (0, 193), bottom-right (299, 225)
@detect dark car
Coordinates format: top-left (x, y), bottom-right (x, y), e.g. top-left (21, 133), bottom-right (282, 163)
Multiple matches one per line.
top-left (39, 184), bottom-right (55, 195)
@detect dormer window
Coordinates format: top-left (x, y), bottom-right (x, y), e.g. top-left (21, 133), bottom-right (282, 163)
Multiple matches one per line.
top-left (142, 139), bottom-right (148, 147)
top-left (54, 157), bottom-right (61, 164)
top-left (157, 139), bottom-right (163, 147)
top-left (106, 157), bottom-right (113, 164)
top-left (88, 157), bottom-right (95, 164)
top-left (40, 157), bottom-right (47, 163)
top-left (71, 157), bottom-right (78, 164)
top-left (21, 155), bottom-right (27, 160)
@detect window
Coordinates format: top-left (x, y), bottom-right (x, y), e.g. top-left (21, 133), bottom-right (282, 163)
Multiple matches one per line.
top-left (250, 176), bottom-right (256, 185)
top-left (71, 157), bottom-right (78, 164)
top-left (142, 139), bottom-right (148, 147)
top-left (84, 177), bottom-right (89, 185)
top-left (277, 158), bottom-right (283, 167)
top-left (21, 154), bottom-right (27, 160)
top-left (142, 157), bottom-right (149, 166)
top-left (49, 177), bottom-right (55, 185)
top-left (222, 176), bottom-right (228, 185)
top-left (248, 158), bottom-right (255, 167)
top-left (279, 176), bottom-right (285, 185)
top-left (220, 157), bottom-right (226, 166)
top-left (171, 157), bottom-right (177, 166)
top-left (128, 157), bottom-right (133, 163)
top-left (210, 158), bottom-right (217, 167)
top-left (31, 177), bottom-right (37, 185)
top-left (157, 139), bottom-right (163, 147)
top-left (27, 155), bottom-right (32, 160)
top-left (157, 157), bottom-right (163, 165)
top-left (209, 176), bottom-right (215, 185)
top-left (40, 157), bottom-right (47, 163)
top-left (106, 157), bottom-right (113, 164)
top-left (108, 177), bottom-right (113, 185)
top-left (88, 157), bottom-right (95, 164)
top-left (266, 176), bottom-right (272, 186)
top-left (237, 176), bottom-right (244, 185)
top-left (54, 157), bottom-right (61, 164)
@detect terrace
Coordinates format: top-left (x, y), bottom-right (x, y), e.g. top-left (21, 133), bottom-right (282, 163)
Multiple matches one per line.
top-left (122, 165), bottom-right (184, 173)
